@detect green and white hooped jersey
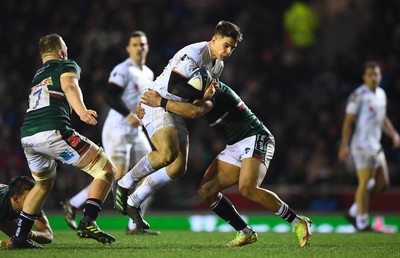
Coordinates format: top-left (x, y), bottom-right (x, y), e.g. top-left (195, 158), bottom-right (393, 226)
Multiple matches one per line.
top-left (204, 82), bottom-right (270, 145)
top-left (20, 59), bottom-right (81, 138)
top-left (0, 185), bottom-right (17, 224)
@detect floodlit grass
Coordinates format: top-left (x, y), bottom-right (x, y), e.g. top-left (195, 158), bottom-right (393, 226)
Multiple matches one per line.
top-left (1, 230), bottom-right (400, 258)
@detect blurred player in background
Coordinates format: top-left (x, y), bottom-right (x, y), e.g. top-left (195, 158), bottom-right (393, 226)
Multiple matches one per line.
top-left (13, 34), bottom-right (116, 249)
top-left (338, 61), bottom-right (400, 231)
top-left (62, 31), bottom-right (160, 235)
top-left (138, 81), bottom-right (312, 248)
top-left (114, 20), bottom-right (242, 230)
top-left (0, 176), bottom-right (53, 247)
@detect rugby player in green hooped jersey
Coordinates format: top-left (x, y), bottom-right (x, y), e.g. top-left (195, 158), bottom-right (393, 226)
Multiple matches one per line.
top-left (138, 81), bottom-right (313, 248)
top-left (11, 34), bottom-right (117, 249)
top-left (0, 176), bottom-right (53, 247)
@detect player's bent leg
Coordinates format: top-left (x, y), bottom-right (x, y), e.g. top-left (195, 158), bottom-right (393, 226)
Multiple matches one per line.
top-left (75, 147), bottom-right (116, 243)
top-left (149, 127), bottom-right (181, 169)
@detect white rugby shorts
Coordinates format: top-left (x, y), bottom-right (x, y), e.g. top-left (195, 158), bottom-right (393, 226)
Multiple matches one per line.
top-left (21, 130), bottom-right (92, 172)
top-left (350, 147), bottom-right (386, 170)
top-left (102, 120), bottom-right (151, 166)
top-left (216, 134), bottom-right (275, 168)
top-left (141, 104), bottom-right (188, 142)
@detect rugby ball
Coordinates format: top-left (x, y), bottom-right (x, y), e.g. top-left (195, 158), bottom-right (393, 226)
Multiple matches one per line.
top-left (187, 67), bottom-right (212, 92)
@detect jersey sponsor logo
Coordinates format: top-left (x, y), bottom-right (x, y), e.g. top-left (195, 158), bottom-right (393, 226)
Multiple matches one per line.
top-left (67, 134), bottom-right (81, 147)
top-left (59, 149), bottom-right (75, 161)
top-left (21, 141), bottom-right (51, 148)
top-left (113, 72), bottom-right (125, 79)
top-left (255, 134), bottom-right (268, 153)
top-left (77, 143), bottom-right (90, 156)
top-left (27, 77), bottom-right (52, 112)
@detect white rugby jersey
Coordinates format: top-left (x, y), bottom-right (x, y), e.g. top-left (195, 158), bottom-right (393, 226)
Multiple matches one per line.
top-left (151, 41), bottom-right (224, 101)
top-left (346, 84), bottom-right (387, 151)
top-left (107, 58), bottom-right (154, 124)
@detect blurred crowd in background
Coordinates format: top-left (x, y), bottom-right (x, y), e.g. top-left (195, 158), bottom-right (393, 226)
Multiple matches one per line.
top-left (0, 0), bottom-right (399, 212)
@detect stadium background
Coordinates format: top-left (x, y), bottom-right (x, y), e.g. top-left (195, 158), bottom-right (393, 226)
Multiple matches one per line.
top-left (1, 0), bottom-right (399, 229)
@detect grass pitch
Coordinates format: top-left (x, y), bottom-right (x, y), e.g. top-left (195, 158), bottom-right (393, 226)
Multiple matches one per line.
top-left (1, 230), bottom-right (400, 258)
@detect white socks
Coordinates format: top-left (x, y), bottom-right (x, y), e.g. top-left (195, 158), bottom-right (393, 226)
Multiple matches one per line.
top-left (127, 168), bottom-right (172, 208)
top-left (69, 185), bottom-right (90, 208)
top-left (118, 155), bottom-right (155, 188)
top-left (349, 203), bottom-right (357, 217)
top-left (356, 213), bottom-right (369, 229)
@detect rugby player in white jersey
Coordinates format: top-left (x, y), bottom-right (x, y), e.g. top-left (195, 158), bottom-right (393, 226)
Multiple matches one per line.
top-left (114, 21), bottom-right (242, 229)
top-left (62, 31), bottom-right (159, 235)
top-left (338, 61), bottom-right (400, 231)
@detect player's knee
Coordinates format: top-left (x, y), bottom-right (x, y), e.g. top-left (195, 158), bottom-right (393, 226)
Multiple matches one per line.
top-left (166, 165), bottom-right (187, 180)
top-left (158, 148), bottom-right (179, 166)
top-left (82, 148), bottom-right (115, 185)
top-left (198, 185), bottom-right (216, 203)
top-left (32, 161), bottom-right (57, 187)
top-left (198, 187), bottom-right (208, 201)
top-left (238, 184), bottom-right (255, 199)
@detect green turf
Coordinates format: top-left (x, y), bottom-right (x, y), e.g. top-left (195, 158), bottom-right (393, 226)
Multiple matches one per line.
top-left (1, 230), bottom-right (400, 258)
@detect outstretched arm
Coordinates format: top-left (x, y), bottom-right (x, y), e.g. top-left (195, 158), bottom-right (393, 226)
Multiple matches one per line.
top-left (0, 211), bottom-right (53, 246)
top-left (29, 212), bottom-right (53, 244)
top-left (383, 116), bottom-right (400, 148)
top-left (139, 89), bottom-right (214, 119)
top-left (60, 73), bottom-right (98, 126)
top-left (338, 113), bottom-right (356, 162)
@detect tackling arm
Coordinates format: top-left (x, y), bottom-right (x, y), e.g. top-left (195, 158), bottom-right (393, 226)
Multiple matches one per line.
top-left (140, 89), bottom-right (213, 119)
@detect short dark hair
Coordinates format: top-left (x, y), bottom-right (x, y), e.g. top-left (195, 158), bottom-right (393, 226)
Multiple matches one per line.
top-left (8, 176), bottom-right (35, 197)
top-left (214, 20), bottom-right (243, 42)
top-left (126, 30), bottom-right (147, 45)
top-left (364, 61), bottom-right (380, 72)
top-left (39, 33), bottom-right (63, 56)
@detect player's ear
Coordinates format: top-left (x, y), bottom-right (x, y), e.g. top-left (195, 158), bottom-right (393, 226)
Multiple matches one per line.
top-left (11, 195), bottom-right (19, 204)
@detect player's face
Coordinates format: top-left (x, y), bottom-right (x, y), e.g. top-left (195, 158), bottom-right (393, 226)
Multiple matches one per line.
top-left (11, 190), bottom-right (29, 214)
top-left (126, 36), bottom-right (149, 65)
top-left (210, 35), bottom-right (237, 61)
top-left (363, 67), bottom-right (381, 89)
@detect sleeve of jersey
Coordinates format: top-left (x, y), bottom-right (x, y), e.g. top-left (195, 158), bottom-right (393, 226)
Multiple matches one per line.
top-left (168, 71), bottom-right (203, 100)
top-left (108, 65), bottom-right (127, 88)
top-left (345, 92), bottom-right (361, 114)
top-left (60, 59), bottom-right (81, 79)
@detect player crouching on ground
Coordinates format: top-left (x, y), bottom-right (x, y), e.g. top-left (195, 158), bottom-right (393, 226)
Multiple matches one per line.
top-left (0, 176), bottom-right (53, 247)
